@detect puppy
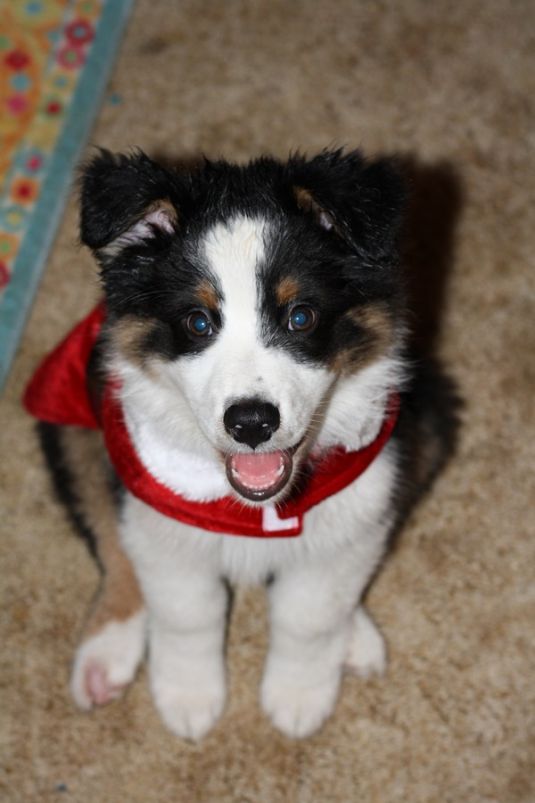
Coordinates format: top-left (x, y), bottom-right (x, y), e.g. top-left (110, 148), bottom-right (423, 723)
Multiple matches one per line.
top-left (25, 149), bottom-right (454, 740)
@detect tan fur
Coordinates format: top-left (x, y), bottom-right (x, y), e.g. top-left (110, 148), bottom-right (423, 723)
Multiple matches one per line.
top-left (275, 275), bottom-right (300, 306)
top-left (293, 186), bottom-right (336, 232)
top-left (294, 186), bottom-right (315, 211)
top-left (294, 186), bottom-right (324, 218)
top-left (196, 279), bottom-right (220, 311)
top-left (147, 197), bottom-right (178, 226)
top-left (59, 427), bottom-right (143, 636)
top-left (330, 304), bottom-right (394, 375)
top-left (110, 315), bottom-right (156, 367)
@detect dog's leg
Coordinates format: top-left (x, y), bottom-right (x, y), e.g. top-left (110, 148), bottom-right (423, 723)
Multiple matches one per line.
top-left (344, 605), bottom-right (386, 677)
top-left (146, 573), bottom-right (228, 741)
top-left (70, 543), bottom-right (146, 711)
top-left (261, 545), bottom-right (383, 738)
top-left (45, 426), bottom-right (148, 710)
top-left (120, 499), bottom-right (228, 742)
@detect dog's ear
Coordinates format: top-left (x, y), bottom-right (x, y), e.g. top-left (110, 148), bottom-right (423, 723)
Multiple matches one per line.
top-left (290, 150), bottom-right (406, 258)
top-left (80, 150), bottom-right (179, 256)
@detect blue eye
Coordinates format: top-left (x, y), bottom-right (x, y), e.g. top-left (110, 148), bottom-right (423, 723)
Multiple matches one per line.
top-left (287, 305), bottom-right (317, 333)
top-left (186, 310), bottom-right (213, 337)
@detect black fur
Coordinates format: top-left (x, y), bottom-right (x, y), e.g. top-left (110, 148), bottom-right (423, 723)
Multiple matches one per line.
top-left (390, 356), bottom-right (462, 537)
top-left (37, 422), bottom-right (102, 569)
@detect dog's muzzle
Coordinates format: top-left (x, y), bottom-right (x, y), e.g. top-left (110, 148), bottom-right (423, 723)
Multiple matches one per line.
top-left (223, 398), bottom-right (297, 501)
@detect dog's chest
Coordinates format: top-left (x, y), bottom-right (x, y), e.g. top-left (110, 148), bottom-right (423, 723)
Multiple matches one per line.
top-left (119, 443), bottom-right (398, 586)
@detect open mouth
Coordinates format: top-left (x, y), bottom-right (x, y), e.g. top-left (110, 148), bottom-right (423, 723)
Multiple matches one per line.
top-left (225, 444), bottom-right (300, 502)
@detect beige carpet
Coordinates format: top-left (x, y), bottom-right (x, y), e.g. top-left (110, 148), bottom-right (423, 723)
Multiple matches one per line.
top-left (1, 1), bottom-right (534, 801)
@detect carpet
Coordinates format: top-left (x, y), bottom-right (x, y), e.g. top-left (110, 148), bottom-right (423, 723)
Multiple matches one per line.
top-left (1, 1), bottom-right (534, 801)
top-left (0, 0), bottom-right (133, 389)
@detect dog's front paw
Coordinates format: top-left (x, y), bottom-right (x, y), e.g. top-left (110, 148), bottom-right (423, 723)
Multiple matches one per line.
top-left (71, 610), bottom-right (147, 710)
top-left (151, 670), bottom-right (226, 741)
top-left (344, 606), bottom-right (386, 678)
top-left (261, 667), bottom-right (341, 738)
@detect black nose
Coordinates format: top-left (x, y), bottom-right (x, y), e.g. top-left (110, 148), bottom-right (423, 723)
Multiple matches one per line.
top-left (223, 399), bottom-right (280, 449)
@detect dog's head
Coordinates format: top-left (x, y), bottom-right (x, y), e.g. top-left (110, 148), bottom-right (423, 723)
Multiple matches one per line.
top-left (81, 149), bottom-right (406, 503)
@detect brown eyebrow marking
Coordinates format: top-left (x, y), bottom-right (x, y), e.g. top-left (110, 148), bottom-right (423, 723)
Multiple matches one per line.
top-left (275, 276), bottom-right (300, 306)
top-left (330, 303), bottom-right (395, 375)
top-left (196, 279), bottom-right (220, 311)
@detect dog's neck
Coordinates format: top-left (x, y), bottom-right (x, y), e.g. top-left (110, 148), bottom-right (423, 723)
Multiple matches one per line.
top-left (112, 353), bottom-right (406, 503)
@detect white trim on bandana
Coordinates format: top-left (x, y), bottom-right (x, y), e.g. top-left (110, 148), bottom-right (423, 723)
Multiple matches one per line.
top-left (262, 504), bottom-right (300, 534)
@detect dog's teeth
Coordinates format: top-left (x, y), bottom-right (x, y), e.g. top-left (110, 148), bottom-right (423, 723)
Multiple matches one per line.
top-left (225, 450), bottom-right (293, 500)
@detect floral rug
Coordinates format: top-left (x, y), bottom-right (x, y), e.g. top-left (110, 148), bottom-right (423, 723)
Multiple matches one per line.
top-left (0, 0), bottom-right (133, 389)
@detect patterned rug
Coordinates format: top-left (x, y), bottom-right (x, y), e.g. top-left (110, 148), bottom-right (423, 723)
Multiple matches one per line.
top-left (0, 0), bottom-right (133, 389)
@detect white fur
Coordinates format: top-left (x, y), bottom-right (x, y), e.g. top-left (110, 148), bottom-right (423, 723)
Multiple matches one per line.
top-left (71, 610), bottom-right (147, 710)
top-left (105, 213), bottom-right (406, 739)
top-left (345, 606), bottom-right (387, 678)
top-left (145, 564), bottom-right (227, 741)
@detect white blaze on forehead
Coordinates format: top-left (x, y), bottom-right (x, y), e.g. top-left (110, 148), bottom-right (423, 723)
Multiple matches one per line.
top-left (202, 215), bottom-right (266, 343)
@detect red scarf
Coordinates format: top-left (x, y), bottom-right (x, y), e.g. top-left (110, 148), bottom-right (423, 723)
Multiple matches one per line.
top-left (24, 306), bottom-right (399, 538)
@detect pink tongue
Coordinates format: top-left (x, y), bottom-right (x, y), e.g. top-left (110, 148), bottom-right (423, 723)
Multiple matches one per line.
top-left (230, 451), bottom-right (285, 490)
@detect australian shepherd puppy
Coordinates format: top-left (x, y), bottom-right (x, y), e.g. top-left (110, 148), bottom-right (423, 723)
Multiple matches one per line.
top-left (27, 149), bottom-right (454, 740)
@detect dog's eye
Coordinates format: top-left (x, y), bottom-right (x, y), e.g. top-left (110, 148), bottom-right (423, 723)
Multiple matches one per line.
top-left (287, 305), bottom-right (317, 333)
top-left (186, 310), bottom-right (213, 337)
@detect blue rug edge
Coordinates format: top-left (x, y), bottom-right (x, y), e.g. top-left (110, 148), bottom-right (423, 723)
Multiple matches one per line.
top-left (0, 0), bottom-right (135, 392)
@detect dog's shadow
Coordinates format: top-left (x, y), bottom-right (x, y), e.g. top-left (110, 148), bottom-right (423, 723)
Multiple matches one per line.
top-left (389, 156), bottom-right (464, 542)
top-left (399, 157), bottom-right (464, 356)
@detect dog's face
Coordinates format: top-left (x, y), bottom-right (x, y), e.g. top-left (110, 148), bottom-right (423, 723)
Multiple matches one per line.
top-left (81, 150), bottom-right (405, 503)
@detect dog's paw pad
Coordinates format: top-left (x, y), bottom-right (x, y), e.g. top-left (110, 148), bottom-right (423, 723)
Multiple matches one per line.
top-left (84, 662), bottom-right (128, 707)
top-left (261, 672), bottom-right (340, 738)
top-left (71, 611), bottom-right (147, 710)
top-left (344, 607), bottom-right (386, 678)
top-left (152, 677), bottom-right (225, 741)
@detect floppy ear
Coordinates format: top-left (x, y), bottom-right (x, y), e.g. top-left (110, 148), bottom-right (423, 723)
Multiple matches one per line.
top-left (80, 150), bottom-right (179, 256)
top-left (290, 149), bottom-right (406, 258)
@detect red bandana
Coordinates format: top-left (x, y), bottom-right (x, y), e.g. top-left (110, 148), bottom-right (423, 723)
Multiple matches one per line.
top-left (24, 306), bottom-right (399, 538)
